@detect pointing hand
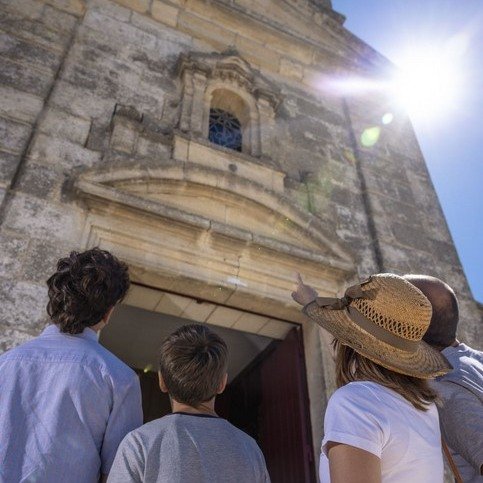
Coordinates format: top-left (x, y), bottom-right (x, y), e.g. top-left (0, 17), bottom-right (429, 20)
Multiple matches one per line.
top-left (291, 273), bottom-right (319, 306)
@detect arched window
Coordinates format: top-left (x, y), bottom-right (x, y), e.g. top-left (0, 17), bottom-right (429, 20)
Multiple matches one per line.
top-left (208, 108), bottom-right (242, 152)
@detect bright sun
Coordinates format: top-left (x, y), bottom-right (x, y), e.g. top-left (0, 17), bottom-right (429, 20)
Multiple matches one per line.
top-left (391, 42), bottom-right (465, 122)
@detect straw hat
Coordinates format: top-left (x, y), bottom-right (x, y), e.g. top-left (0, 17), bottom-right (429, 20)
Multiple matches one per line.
top-left (304, 273), bottom-right (452, 378)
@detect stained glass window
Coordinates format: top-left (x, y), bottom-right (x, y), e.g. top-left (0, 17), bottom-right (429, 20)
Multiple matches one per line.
top-left (208, 108), bottom-right (242, 152)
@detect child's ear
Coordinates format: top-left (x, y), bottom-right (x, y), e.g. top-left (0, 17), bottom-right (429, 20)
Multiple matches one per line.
top-left (217, 373), bottom-right (228, 394)
top-left (158, 371), bottom-right (168, 393)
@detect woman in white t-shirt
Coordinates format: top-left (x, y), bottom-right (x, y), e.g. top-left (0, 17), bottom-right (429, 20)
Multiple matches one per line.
top-left (292, 273), bottom-right (452, 483)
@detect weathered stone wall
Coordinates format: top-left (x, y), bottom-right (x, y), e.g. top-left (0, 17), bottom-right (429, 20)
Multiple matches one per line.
top-left (0, 0), bottom-right (481, 389)
top-left (0, 0), bottom-right (480, 467)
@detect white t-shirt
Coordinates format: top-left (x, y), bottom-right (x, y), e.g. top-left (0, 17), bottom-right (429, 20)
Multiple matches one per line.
top-left (320, 381), bottom-right (444, 483)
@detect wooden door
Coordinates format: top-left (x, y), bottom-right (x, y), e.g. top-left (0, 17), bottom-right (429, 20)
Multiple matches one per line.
top-left (218, 326), bottom-right (316, 483)
top-left (258, 327), bottom-right (316, 483)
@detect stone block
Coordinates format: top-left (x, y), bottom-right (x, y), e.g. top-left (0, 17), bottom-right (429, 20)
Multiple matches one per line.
top-left (129, 13), bottom-right (191, 48)
top-left (292, 93), bottom-right (345, 126)
top-left (16, 162), bottom-right (63, 199)
top-left (457, 297), bottom-right (482, 342)
top-left (3, 193), bottom-right (84, 242)
top-left (85, 119), bottom-right (110, 152)
top-left (0, 150), bottom-right (19, 184)
top-left (0, 231), bottom-right (29, 278)
top-left (29, 133), bottom-right (102, 169)
top-left (41, 4), bottom-right (78, 33)
top-left (178, 11), bottom-right (236, 50)
top-left (110, 121), bottom-right (139, 153)
top-left (21, 238), bottom-right (72, 283)
top-left (180, 298), bottom-right (216, 322)
top-left (50, 80), bottom-right (117, 120)
top-left (0, 0), bottom-right (44, 19)
top-left (0, 86), bottom-right (44, 124)
top-left (0, 10), bottom-right (70, 51)
top-left (206, 306), bottom-right (243, 328)
top-left (0, 279), bottom-right (47, 330)
top-left (0, 31), bottom-right (62, 72)
top-left (154, 292), bottom-right (192, 317)
top-left (288, 116), bottom-right (332, 150)
top-left (0, 326), bottom-right (36, 353)
top-left (235, 35), bottom-right (280, 72)
top-left (89, 0), bottom-right (132, 21)
top-left (279, 58), bottom-right (304, 81)
top-left (40, 107), bottom-right (91, 145)
top-left (83, 9), bottom-right (157, 50)
top-left (136, 134), bottom-right (171, 159)
top-left (151, 1), bottom-right (179, 28)
top-left (391, 222), bottom-right (429, 252)
top-left (115, 0), bottom-right (150, 13)
top-left (43, 0), bottom-right (86, 15)
top-left (426, 238), bottom-right (461, 267)
top-left (0, 58), bottom-right (54, 97)
top-left (0, 117), bottom-right (32, 154)
top-left (173, 135), bottom-right (189, 161)
top-left (123, 284), bottom-right (163, 311)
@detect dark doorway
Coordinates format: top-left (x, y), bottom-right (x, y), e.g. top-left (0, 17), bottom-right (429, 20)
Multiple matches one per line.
top-left (101, 304), bottom-right (315, 482)
top-left (135, 327), bottom-right (316, 483)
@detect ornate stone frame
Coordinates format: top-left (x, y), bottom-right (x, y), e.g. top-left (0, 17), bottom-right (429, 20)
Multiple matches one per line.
top-left (177, 51), bottom-right (281, 158)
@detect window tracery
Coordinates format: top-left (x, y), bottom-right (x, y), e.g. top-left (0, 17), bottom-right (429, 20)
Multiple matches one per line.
top-left (208, 108), bottom-right (242, 152)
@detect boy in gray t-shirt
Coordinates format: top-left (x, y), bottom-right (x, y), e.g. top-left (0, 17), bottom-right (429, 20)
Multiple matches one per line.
top-left (108, 324), bottom-right (270, 483)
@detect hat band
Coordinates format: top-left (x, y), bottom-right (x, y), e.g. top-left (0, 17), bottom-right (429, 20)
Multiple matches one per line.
top-left (348, 306), bottom-right (419, 353)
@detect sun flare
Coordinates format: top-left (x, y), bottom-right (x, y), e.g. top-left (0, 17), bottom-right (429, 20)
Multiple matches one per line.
top-left (391, 40), bottom-right (466, 122)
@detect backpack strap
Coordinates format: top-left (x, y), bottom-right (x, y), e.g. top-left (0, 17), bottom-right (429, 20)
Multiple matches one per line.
top-left (442, 438), bottom-right (464, 483)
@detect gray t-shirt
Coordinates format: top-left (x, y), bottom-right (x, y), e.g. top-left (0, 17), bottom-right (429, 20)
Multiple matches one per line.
top-left (107, 412), bottom-right (270, 483)
top-left (434, 343), bottom-right (483, 482)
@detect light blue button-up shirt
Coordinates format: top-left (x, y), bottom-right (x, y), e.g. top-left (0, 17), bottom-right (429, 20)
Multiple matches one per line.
top-left (0, 324), bottom-right (143, 483)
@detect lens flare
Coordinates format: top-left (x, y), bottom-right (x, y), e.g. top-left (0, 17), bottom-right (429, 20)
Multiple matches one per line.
top-left (361, 127), bottom-right (381, 147)
top-left (382, 113), bottom-right (394, 125)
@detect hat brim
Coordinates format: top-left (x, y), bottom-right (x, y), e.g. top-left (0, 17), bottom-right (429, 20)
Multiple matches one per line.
top-left (305, 303), bottom-right (452, 379)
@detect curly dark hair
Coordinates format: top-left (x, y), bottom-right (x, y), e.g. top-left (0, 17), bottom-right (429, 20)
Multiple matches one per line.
top-left (46, 248), bottom-right (130, 334)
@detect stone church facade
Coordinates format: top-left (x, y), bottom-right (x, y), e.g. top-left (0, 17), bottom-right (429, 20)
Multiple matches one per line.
top-left (0, 0), bottom-right (481, 477)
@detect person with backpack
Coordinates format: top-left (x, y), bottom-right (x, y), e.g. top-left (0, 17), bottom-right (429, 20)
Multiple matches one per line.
top-left (404, 275), bottom-right (483, 482)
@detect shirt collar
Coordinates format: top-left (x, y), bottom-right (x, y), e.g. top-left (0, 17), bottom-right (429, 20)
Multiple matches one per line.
top-left (442, 342), bottom-right (466, 357)
top-left (41, 324), bottom-right (99, 342)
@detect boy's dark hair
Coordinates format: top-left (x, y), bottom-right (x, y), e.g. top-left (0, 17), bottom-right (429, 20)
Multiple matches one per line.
top-left (159, 324), bottom-right (228, 407)
top-left (46, 248), bottom-right (130, 334)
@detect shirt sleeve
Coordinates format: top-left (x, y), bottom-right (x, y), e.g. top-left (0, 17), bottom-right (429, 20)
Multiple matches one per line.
top-left (322, 384), bottom-right (388, 459)
top-left (107, 432), bottom-right (144, 483)
top-left (101, 373), bottom-right (143, 475)
top-left (436, 380), bottom-right (483, 473)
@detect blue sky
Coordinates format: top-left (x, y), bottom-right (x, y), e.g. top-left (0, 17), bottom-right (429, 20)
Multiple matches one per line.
top-left (332, 0), bottom-right (483, 301)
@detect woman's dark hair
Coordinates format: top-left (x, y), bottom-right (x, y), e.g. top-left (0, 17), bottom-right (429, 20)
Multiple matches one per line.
top-left (334, 340), bottom-right (439, 411)
top-left (159, 324), bottom-right (228, 407)
top-left (46, 248), bottom-right (130, 334)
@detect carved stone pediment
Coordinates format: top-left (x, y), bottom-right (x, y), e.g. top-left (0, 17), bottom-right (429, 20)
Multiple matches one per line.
top-left (178, 51), bottom-right (281, 108)
top-left (75, 143), bottom-right (355, 319)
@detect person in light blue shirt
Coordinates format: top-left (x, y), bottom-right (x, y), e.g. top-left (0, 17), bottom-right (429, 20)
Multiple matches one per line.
top-left (405, 275), bottom-right (483, 482)
top-left (0, 248), bottom-right (143, 483)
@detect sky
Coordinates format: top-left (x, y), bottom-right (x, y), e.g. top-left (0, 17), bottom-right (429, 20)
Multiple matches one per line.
top-left (332, 0), bottom-right (483, 302)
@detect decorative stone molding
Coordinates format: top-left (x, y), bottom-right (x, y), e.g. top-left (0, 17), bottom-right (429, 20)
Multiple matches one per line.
top-left (177, 50), bottom-right (282, 158)
top-left (74, 160), bottom-right (355, 321)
